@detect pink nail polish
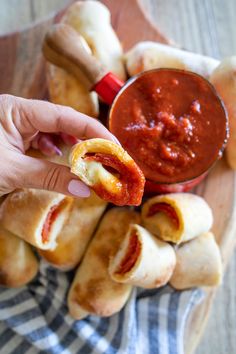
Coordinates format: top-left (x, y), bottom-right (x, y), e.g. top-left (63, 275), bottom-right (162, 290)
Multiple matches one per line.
top-left (38, 135), bottom-right (62, 156)
top-left (54, 146), bottom-right (63, 156)
top-left (68, 179), bottom-right (91, 198)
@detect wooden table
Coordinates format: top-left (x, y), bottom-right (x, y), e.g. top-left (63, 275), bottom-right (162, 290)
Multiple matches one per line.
top-left (0, 1), bottom-right (235, 353)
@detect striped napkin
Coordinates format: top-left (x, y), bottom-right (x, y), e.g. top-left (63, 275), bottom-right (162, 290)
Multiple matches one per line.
top-left (0, 260), bottom-right (203, 354)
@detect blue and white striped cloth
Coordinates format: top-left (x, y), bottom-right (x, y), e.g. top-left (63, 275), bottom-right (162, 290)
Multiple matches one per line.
top-left (0, 260), bottom-right (203, 354)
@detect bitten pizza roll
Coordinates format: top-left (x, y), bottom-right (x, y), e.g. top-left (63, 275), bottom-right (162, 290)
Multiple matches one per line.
top-left (109, 224), bottom-right (176, 289)
top-left (170, 232), bottom-right (222, 289)
top-left (68, 208), bottom-right (140, 319)
top-left (125, 42), bottom-right (219, 78)
top-left (210, 57), bottom-right (236, 169)
top-left (62, 0), bottom-right (126, 80)
top-left (0, 225), bottom-right (38, 288)
top-left (142, 193), bottom-right (213, 244)
top-left (39, 192), bottom-right (107, 271)
top-left (70, 138), bottom-right (145, 206)
top-left (0, 189), bottom-right (73, 250)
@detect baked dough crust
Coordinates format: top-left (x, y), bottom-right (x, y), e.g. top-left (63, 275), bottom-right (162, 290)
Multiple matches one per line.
top-left (109, 224), bottom-right (176, 288)
top-left (0, 225), bottom-right (38, 288)
top-left (0, 189), bottom-right (73, 250)
top-left (142, 193), bottom-right (213, 244)
top-left (39, 192), bottom-right (107, 271)
top-left (170, 232), bottom-right (222, 289)
top-left (125, 41), bottom-right (219, 78)
top-left (67, 208), bottom-right (140, 319)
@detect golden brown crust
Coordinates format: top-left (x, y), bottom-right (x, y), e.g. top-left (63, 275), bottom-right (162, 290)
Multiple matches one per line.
top-left (47, 64), bottom-right (99, 117)
top-left (141, 193), bottom-right (213, 244)
top-left (0, 225), bottom-right (38, 288)
top-left (68, 208), bottom-right (140, 319)
top-left (0, 189), bottom-right (73, 250)
top-left (39, 192), bottom-right (107, 270)
top-left (170, 232), bottom-right (222, 289)
top-left (124, 42), bottom-right (219, 78)
top-left (70, 138), bottom-right (134, 167)
top-left (62, 1), bottom-right (126, 81)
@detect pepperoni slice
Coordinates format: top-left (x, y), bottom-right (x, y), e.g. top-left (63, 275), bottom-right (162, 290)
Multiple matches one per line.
top-left (147, 202), bottom-right (179, 229)
top-left (116, 231), bottom-right (141, 274)
top-left (41, 201), bottom-right (63, 244)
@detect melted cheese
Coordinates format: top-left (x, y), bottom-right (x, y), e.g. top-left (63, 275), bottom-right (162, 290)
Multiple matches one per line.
top-left (79, 160), bottom-right (122, 194)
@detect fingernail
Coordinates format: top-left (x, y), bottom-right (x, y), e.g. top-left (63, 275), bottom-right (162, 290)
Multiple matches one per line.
top-left (68, 179), bottom-right (91, 198)
top-left (111, 134), bottom-right (122, 146)
top-left (60, 133), bottom-right (78, 146)
top-left (54, 146), bottom-right (63, 156)
top-left (38, 135), bottom-right (62, 156)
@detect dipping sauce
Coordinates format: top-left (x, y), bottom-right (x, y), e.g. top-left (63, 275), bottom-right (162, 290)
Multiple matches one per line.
top-left (109, 69), bottom-right (228, 184)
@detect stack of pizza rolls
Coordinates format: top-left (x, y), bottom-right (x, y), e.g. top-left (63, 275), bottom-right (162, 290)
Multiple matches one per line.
top-left (0, 180), bottom-right (222, 317)
top-left (106, 193), bottom-right (221, 296)
top-left (46, 0), bottom-right (126, 117)
top-left (67, 193), bottom-right (222, 320)
top-left (0, 179), bottom-right (107, 287)
top-left (141, 193), bottom-right (222, 289)
top-left (0, 137), bottom-right (222, 319)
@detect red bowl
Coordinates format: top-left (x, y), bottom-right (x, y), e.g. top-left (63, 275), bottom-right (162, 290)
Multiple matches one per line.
top-left (109, 69), bottom-right (229, 196)
top-left (144, 171), bottom-right (208, 195)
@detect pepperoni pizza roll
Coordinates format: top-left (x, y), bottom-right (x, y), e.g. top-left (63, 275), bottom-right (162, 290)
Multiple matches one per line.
top-left (46, 2), bottom-right (100, 116)
top-left (39, 192), bottom-right (107, 271)
top-left (109, 224), bottom-right (176, 289)
top-left (47, 63), bottom-right (99, 117)
top-left (0, 225), bottom-right (38, 288)
top-left (62, 0), bottom-right (126, 81)
top-left (70, 138), bottom-right (145, 206)
top-left (170, 232), bottom-right (222, 289)
top-left (68, 208), bottom-right (140, 319)
top-left (142, 193), bottom-right (213, 244)
top-left (210, 57), bottom-right (236, 169)
top-left (125, 42), bottom-right (219, 78)
top-left (0, 189), bottom-right (73, 250)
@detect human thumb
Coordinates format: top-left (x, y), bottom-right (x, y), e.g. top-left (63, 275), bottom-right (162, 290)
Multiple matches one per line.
top-left (13, 155), bottom-right (91, 198)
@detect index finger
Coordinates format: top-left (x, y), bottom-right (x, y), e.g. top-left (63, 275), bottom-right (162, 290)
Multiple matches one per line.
top-left (13, 96), bottom-right (118, 142)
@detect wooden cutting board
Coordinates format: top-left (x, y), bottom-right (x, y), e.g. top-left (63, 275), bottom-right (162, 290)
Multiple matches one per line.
top-left (100, 0), bottom-right (236, 353)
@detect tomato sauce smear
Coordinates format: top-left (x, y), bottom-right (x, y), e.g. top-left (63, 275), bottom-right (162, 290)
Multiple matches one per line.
top-left (85, 153), bottom-right (145, 206)
top-left (109, 69), bottom-right (228, 184)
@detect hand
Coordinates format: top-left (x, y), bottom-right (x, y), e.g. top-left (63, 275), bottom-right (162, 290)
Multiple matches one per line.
top-left (0, 94), bottom-right (118, 197)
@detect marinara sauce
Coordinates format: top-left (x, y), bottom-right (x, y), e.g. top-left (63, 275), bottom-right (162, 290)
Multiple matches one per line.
top-left (109, 69), bottom-right (228, 184)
